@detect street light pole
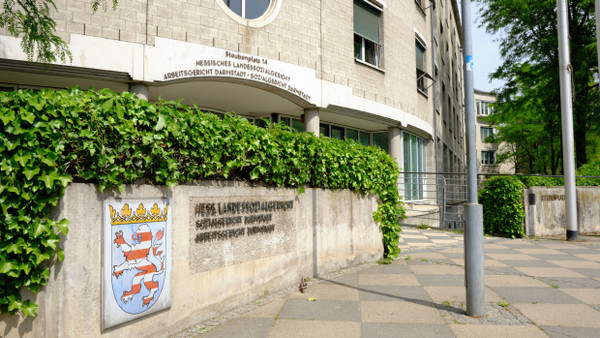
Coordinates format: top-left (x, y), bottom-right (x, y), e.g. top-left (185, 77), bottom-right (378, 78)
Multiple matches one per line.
top-left (461, 0), bottom-right (485, 317)
top-left (556, 0), bottom-right (578, 241)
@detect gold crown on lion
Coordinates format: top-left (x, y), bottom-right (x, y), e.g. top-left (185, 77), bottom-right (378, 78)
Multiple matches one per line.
top-left (109, 203), bottom-right (169, 225)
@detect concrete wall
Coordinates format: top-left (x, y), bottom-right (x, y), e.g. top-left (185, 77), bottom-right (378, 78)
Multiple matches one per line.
top-left (524, 186), bottom-right (600, 237)
top-left (0, 182), bottom-right (382, 337)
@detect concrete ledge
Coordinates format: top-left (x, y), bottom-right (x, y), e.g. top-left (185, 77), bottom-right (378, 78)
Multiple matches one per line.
top-left (0, 182), bottom-right (383, 337)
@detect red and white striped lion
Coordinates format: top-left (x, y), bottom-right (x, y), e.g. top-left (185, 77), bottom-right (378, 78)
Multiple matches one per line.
top-left (113, 224), bottom-right (165, 306)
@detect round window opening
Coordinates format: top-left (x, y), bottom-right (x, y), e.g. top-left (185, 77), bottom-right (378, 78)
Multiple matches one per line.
top-left (223, 0), bottom-right (272, 20)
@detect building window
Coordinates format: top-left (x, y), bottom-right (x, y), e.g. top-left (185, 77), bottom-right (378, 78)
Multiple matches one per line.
top-left (480, 127), bottom-right (494, 142)
top-left (372, 132), bottom-right (388, 153)
top-left (354, 0), bottom-right (382, 68)
top-left (416, 40), bottom-right (427, 93)
top-left (403, 133), bottom-right (426, 201)
top-left (482, 151), bottom-right (496, 165)
top-left (223, 0), bottom-right (271, 19)
top-left (476, 100), bottom-right (493, 115)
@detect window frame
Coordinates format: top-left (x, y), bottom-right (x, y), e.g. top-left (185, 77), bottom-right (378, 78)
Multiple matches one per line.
top-left (354, 0), bottom-right (383, 69)
top-left (403, 132), bottom-right (427, 201)
top-left (480, 126), bottom-right (494, 142)
top-left (481, 150), bottom-right (496, 165)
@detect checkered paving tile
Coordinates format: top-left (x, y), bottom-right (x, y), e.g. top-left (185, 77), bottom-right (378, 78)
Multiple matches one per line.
top-left (181, 233), bottom-right (600, 338)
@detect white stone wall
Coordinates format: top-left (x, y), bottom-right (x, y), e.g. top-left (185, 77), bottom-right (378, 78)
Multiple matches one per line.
top-left (0, 182), bottom-right (382, 337)
top-left (524, 186), bottom-right (600, 237)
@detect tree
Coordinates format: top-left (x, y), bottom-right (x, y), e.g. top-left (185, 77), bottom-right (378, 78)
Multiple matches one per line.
top-left (0, 0), bottom-right (117, 63)
top-left (478, 0), bottom-right (600, 172)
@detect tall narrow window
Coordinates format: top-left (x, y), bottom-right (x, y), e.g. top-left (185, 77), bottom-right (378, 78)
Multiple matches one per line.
top-left (416, 40), bottom-right (426, 93)
top-left (372, 132), bottom-right (389, 153)
top-left (354, 0), bottom-right (382, 67)
top-left (403, 133), bottom-right (426, 200)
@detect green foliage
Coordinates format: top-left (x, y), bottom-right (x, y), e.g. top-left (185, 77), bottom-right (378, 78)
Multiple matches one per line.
top-left (517, 176), bottom-right (564, 187)
top-left (0, 0), bottom-right (71, 63)
top-left (479, 176), bottom-right (525, 238)
top-left (0, 88), bottom-right (405, 316)
top-left (576, 160), bottom-right (600, 186)
top-left (478, 0), bottom-right (600, 172)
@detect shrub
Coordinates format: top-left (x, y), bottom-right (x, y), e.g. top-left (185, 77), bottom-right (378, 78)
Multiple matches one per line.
top-left (479, 176), bottom-right (525, 238)
top-left (0, 88), bottom-right (405, 316)
top-left (576, 160), bottom-right (600, 186)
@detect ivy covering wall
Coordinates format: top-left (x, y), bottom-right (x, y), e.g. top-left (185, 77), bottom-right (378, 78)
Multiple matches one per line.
top-left (0, 88), bottom-right (405, 316)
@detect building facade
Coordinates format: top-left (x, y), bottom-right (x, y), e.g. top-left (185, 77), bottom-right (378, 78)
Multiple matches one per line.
top-left (0, 0), bottom-right (465, 201)
top-left (474, 89), bottom-right (513, 173)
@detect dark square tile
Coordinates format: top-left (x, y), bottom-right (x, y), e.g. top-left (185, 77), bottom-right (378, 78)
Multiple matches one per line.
top-left (490, 287), bottom-right (580, 304)
top-left (495, 260), bottom-right (558, 268)
top-left (571, 268), bottom-right (600, 278)
top-left (540, 326), bottom-right (600, 338)
top-left (540, 277), bottom-right (600, 289)
top-left (530, 254), bottom-right (579, 261)
top-left (358, 285), bottom-right (431, 302)
top-left (318, 272), bottom-right (359, 286)
top-left (278, 299), bottom-right (360, 321)
top-left (416, 273), bottom-right (465, 287)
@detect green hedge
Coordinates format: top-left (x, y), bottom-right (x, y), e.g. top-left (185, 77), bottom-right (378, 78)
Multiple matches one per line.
top-left (479, 176), bottom-right (525, 238)
top-left (0, 88), bottom-right (405, 316)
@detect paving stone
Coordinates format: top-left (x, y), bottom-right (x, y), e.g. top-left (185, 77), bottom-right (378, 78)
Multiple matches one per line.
top-left (201, 318), bottom-right (274, 338)
top-left (529, 254), bottom-right (580, 261)
top-left (358, 285), bottom-right (431, 302)
top-left (515, 248), bottom-right (566, 255)
top-left (485, 274), bottom-right (551, 287)
top-left (359, 262), bottom-right (412, 274)
top-left (494, 259), bottom-right (557, 267)
top-left (570, 268), bottom-right (600, 278)
top-left (449, 324), bottom-right (547, 338)
top-left (288, 283), bottom-right (358, 301)
top-left (360, 300), bottom-right (444, 323)
top-left (573, 253), bottom-right (600, 262)
top-left (277, 299), bottom-right (359, 321)
top-left (483, 259), bottom-right (509, 268)
top-left (362, 323), bottom-right (454, 338)
top-left (560, 288), bottom-right (600, 304)
top-left (269, 319), bottom-right (360, 338)
top-left (415, 273), bottom-right (465, 287)
top-left (242, 298), bottom-right (286, 319)
top-left (486, 253), bottom-right (539, 261)
top-left (424, 286), bottom-right (502, 303)
top-left (539, 277), bottom-right (600, 288)
top-left (515, 267), bottom-right (586, 278)
top-left (515, 304), bottom-right (600, 328)
top-left (548, 260), bottom-right (600, 269)
top-left (409, 264), bottom-right (463, 275)
top-left (540, 325), bottom-right (600, 338)
top-left (318, 272), bottom-right (359, 286)
top-left (358, 273), bottom-right (420, 286)
top-left (490, 287), bottom-right (580, 304)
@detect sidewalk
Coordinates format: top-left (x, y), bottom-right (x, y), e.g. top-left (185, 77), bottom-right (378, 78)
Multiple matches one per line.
top-left (175, 228), bottom-right (600, 337)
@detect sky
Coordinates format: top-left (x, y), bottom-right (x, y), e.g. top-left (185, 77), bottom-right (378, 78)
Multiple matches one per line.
top-left (461, 1), bottom-right (506, 93)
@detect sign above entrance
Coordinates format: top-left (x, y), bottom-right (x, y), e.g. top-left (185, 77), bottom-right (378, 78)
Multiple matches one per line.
top-left (148, 38), bottom-right (319, 103)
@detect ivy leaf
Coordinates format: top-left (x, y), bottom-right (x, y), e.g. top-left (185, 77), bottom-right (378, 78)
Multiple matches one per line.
top-left (57, 219), bottom-right (69, 235)
top-left (155, 114), bottom-right (166, 131)
top-left (0, 260), bottom-right (18, 274)
top-left (23, 167), bottom-right (40, 180)
top-left (21, 300), bottom-right (39, 317)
